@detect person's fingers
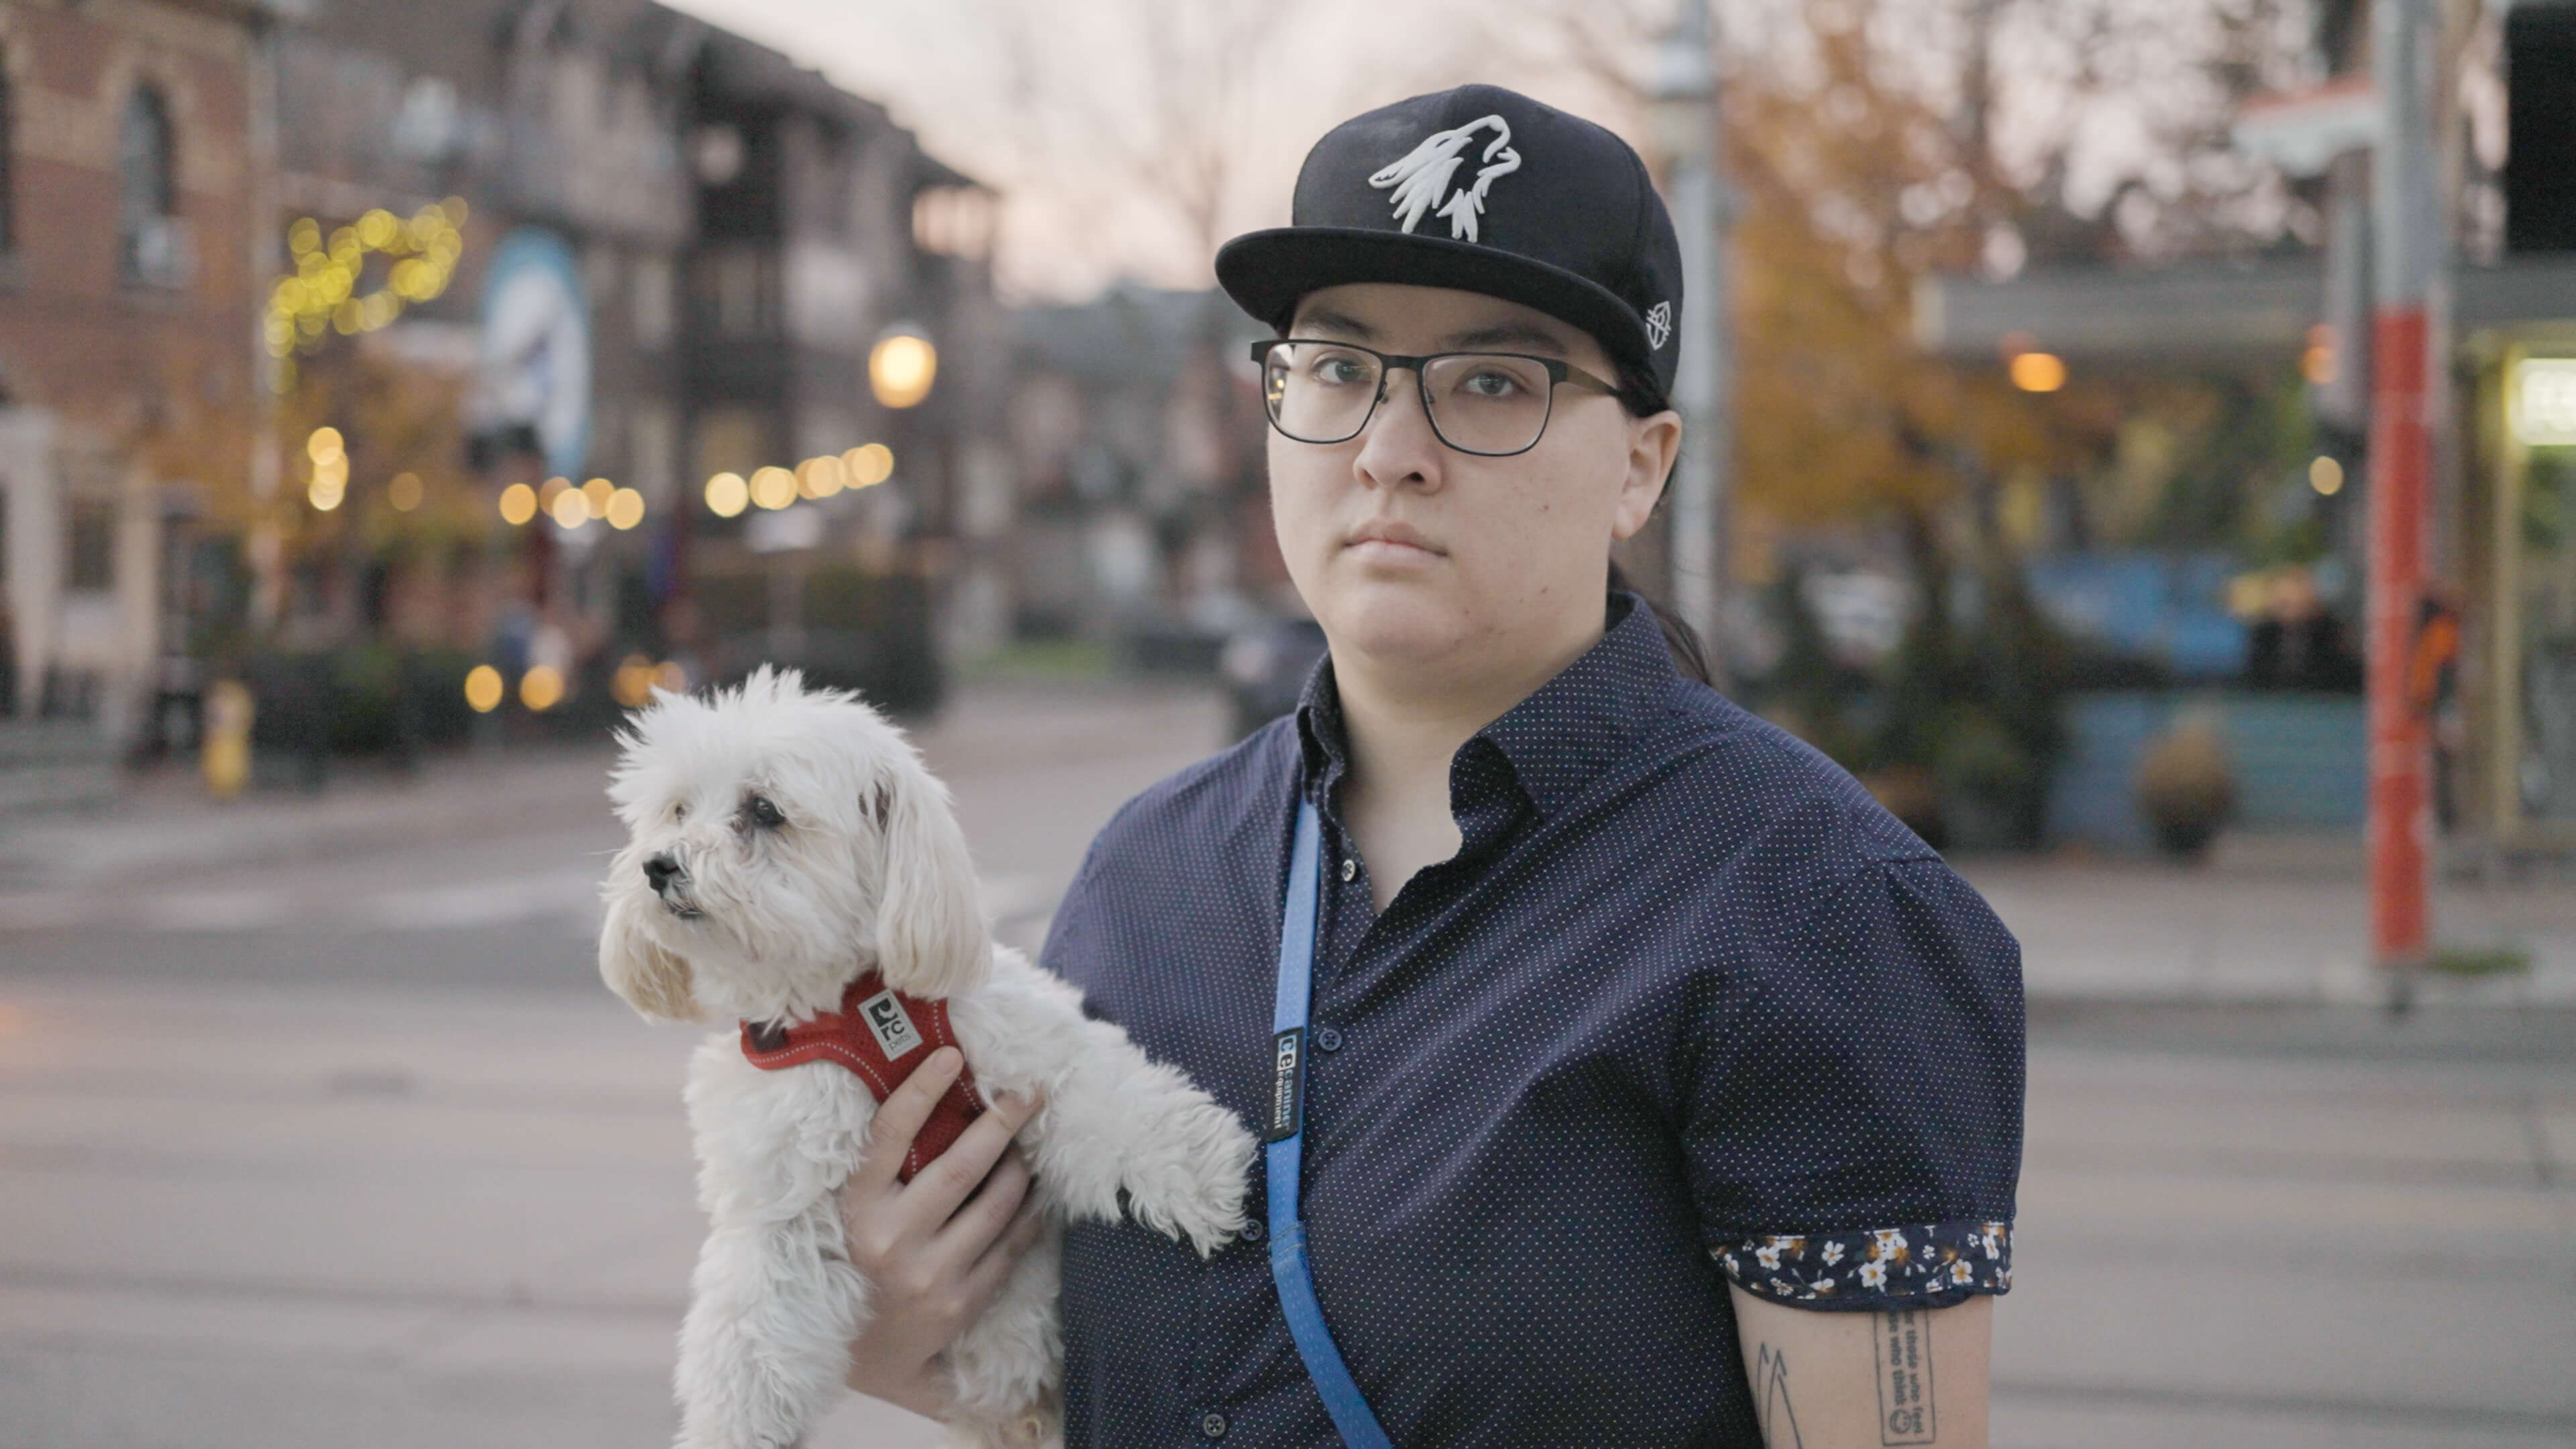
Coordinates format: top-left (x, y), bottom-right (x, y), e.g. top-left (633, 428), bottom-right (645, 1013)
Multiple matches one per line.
top-left (955, 1185), bottom-right (1049, 1314)
top-left (847, 1047), bottom-right (965, 1198)
top-left (885, 1085), bottom-right (1045, 1237)
top-left (930, 1144), bottom-right (1032, 1266)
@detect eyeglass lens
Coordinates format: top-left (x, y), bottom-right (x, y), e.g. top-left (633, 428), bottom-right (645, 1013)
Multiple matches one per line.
top-left (1261, 342), bottom-right (1556, 455)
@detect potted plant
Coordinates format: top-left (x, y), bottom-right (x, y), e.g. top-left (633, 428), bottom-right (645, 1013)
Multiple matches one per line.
top-left (2134, 709), bottom-right (2235, 859)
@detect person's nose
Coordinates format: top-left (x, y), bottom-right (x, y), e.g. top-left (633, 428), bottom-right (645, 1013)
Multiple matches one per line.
top-left (644, 852), bottom-right (685, 895)
top-left (1351, 366), bottom-right (1446, 495)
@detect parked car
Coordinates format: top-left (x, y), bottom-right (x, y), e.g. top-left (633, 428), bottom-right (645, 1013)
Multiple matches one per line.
top-left (1218, 616), bottom-right (1328, 741)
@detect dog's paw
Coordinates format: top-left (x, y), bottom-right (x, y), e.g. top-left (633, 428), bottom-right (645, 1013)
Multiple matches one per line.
top-left (1157, 1101), bottom-right (1256, 1258)
top-left (948, 1391), bottom-right (1062, 1449)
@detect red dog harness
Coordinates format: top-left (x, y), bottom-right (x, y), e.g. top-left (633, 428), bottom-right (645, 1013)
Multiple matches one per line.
top-left (740, 973), bottom-right (985, 1182)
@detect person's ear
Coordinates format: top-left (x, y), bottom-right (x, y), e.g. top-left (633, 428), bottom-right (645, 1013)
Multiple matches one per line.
top-left (1612, 408), bottom-right (1683, 542)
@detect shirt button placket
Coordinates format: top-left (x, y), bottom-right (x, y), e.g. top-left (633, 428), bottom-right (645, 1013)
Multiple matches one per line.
top-left (1340, 857), bottom-right (1357, 883)
top-left (1197, 1409), bottom-right (1229, 1440)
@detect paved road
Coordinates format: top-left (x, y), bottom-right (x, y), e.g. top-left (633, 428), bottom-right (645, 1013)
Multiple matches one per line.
top-left (1, 678), bottom-right (2569, 1447)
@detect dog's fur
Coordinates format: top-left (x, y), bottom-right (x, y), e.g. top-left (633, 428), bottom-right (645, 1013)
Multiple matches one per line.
top-left (598, 667), bottom-right (1253, 1449)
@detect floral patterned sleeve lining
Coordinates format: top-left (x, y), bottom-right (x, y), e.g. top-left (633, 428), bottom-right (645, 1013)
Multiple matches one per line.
top-left (1713, 1220), bottom-right (2013, 1312)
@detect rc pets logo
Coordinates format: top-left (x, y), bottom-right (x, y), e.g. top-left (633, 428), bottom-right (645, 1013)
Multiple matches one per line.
top-left (857, 989), bottom-right (924, 1058)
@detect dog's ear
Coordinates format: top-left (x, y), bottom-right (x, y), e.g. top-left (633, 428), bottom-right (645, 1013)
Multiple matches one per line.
top-left (873, 761), bottom-right (989, 998)
top-left (599, 901), bottom-right (704, 1023)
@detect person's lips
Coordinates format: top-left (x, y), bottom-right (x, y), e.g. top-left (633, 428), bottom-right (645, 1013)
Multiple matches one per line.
top-left (1342, 520), bottom-right (1445, 558)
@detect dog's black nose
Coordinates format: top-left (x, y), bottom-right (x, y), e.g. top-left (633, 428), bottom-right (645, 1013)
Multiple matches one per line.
top-left (644, 853), bottom-right (683, 894)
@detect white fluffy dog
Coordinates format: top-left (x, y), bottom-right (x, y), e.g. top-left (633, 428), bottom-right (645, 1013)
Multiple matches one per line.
top-left (598, 667), bottom-right (1254, 1449)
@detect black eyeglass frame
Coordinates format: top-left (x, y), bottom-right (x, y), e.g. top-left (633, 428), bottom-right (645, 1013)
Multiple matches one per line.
top-left (1249, 337), bottom-right (1624, 458)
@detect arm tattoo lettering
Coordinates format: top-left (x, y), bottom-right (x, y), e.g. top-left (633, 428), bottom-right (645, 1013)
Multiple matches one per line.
top-left (1872, 1308), bottom-right (1937, 1444)
top-left (1753, 1342), bottom-right (1805, 1448)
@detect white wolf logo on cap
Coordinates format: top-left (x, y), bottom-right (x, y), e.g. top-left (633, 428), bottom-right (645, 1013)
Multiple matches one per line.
top-left (1369, 115), bottom-right (1521, 245)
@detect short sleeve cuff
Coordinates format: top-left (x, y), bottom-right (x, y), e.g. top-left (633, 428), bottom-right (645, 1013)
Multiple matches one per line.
top-left (1713, 1220), bottom-right (2012, 1312)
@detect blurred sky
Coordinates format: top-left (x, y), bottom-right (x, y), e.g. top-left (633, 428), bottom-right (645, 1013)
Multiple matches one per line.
top-left (661, 0), bottom-right (2295, 304)
top-left (661, 0), bottom-right (1650, 303)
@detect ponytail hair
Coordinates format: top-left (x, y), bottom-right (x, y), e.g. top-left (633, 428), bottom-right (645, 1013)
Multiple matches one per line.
top-left (1608, 559), bottom-right (1713, 686)
top-left (1606, 359), bottom-right (1715, 688)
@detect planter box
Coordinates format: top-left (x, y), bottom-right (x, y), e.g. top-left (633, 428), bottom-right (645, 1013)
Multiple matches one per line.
top-left (2047, 690), bottom-right (2365, 851)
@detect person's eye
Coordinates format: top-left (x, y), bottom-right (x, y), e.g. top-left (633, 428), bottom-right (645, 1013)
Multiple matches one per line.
top-left (1305, 352), bottom-right (1371, 386)
top-left (745, 795), bottom-right (785, 828)
top-left (1460, 368), bottom-right (1523, 399)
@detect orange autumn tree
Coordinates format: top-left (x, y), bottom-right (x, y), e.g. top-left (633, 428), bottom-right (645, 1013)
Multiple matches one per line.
top-left (1723, 3), bottom-right (2098, 546)
top-left (1713, 4), bottom-right (2116, 845)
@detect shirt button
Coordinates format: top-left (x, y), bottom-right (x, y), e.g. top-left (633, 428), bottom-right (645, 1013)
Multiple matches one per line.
top-left (1240, 1218), bottom-right (1265, 1243)
top-left (1313, 1025), bottom-right (1343, 1053)
top-left (1199, 1409), bottom-right (1229, 1439)
top-left (1340, 857), bottom-right (1357, 883)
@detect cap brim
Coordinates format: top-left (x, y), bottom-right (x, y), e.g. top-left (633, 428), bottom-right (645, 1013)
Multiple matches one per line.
top-left (1215, 227), bottom-right (1654, 387)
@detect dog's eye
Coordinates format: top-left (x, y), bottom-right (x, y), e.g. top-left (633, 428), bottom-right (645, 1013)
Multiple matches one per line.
top-left (746, 795), bottom-right (785, 829)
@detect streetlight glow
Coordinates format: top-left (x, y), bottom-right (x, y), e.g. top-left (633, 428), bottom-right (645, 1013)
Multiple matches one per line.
top-left (705, 472), bottom-right (749, 518)
top-left (798, 455), bottom-right (849, 498)
top-left (869, 332), bottom-right (937, 408)
top-left (2009, 351), bottom-right (2067, 392)
top-left (549, 488), bottom-right (589, 529)
top-left (749, 466), bottom-right (797, 510)
top-left (845, 443), bottom-right (894, 487)
top-left (519, 665), bottom-right (565, 712)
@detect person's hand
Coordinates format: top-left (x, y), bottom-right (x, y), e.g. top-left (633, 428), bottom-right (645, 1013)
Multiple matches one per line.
top-left (840, 1046), bottom-right (1047, 1417)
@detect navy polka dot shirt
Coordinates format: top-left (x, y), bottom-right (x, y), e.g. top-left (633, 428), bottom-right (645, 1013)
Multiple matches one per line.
top-left (1041, 592), bottom-right (2024, 1447)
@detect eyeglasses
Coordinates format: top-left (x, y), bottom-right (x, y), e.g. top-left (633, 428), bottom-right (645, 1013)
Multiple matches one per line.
top-left (1250, 338), bottom-right (1622, 458)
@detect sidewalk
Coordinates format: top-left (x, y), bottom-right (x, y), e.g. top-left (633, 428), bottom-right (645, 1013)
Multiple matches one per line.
top-left (0, 744), bottom-right (621, 892)
top-left (3, 682), bottom-right (2571, 1006)
top-left (1957, 835), bottom-right (2576, 1007)
top-left (0, 678), bottom-right (1232, 953)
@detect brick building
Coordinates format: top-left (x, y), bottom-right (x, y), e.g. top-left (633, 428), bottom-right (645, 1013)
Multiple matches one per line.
top-left (0, 0), bottom-right (262, 753)
top-left (0, 0), bottom-right (1003, 782)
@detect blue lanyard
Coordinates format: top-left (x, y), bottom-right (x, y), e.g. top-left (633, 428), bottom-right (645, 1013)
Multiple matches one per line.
top-left (1265, 798), bottom-right (1395, 1448)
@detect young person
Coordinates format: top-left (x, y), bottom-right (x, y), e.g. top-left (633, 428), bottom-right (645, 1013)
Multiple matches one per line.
top-left (841, 84), bottom-right (2023, 1447)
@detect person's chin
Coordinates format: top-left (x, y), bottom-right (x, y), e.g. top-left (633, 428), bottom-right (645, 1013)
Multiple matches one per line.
top-left (1320, 562), bottom-right (1470, 661)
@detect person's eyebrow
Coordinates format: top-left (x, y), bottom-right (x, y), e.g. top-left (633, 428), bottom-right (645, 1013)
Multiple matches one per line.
top-left (1290, 308), bottom-right (1375, 339)
top-left (1441, 321), bottom-right (1570, 355)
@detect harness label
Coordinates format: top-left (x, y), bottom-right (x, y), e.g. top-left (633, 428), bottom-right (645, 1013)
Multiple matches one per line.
top-left (1266, 1027), bottom-right (1305, 1142)
top-left (857, 988), bottom-right (924, 1059)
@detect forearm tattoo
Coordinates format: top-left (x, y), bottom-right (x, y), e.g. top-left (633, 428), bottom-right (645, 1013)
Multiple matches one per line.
top-left (1873, 1309), bottom-right (1937, 1444)
top-left (1751, 1310), bottom-right (1938, 1449)
top-left (1753, 1342), bottom-right (1805, 1448)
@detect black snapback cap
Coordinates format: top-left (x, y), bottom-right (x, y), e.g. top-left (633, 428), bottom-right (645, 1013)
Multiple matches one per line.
top-left (1216, 83), bottom-right (1685, 401)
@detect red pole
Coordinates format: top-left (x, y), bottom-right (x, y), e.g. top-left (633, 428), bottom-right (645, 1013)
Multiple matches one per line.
top-left (2364, 0), bottom-right (2439, 981)
top-left (2365, 306), bottom-right (2430, 969)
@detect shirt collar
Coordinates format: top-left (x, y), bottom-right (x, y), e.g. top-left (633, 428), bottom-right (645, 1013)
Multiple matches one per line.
top-left (1294, 590), bottom-right (1681, 824)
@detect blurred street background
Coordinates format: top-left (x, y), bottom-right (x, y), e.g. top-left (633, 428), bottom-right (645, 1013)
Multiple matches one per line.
top-left (0, 0), bottom-right (2572, 1443)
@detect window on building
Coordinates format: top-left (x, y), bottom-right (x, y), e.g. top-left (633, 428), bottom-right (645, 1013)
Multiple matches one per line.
top-left (690, 247), bottom-right (774, 338)
top-left (119, 86), bottom-right (183, 286)
top-left (0, 60), bottom-right (15, 256)
top-left (66, 499), bottom-right (115, 592)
